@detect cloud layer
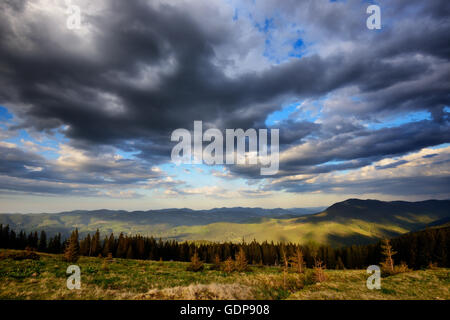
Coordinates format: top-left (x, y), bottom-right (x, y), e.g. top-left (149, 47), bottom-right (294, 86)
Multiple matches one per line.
top-left (0, 0), bottom-right (449, 207)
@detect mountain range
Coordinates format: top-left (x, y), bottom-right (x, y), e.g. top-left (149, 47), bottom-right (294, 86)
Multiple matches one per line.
top-left (0, 199), bottom-right (449, 246)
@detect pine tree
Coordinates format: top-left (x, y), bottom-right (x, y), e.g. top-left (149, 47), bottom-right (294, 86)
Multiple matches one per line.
top-left (1, 225), bottom-right (10, 248)
top-left (380, 239), bottom-right (396, 273)
top-left (136, 237), bottom-right (145, 259)
top-left (27, 231), bottom-right (38, 249)
top-left (48, 233), bottom-right (62, 253)
top-left (235, 247), bottom-right (249, 272)
top-left (80, 234), bottom-right (91, 256)
top-left (289, 247), bottom-right (305, 274)
top-left (9, 230), bottom-right (17, 249)
top-left (103, 233), bottom-right (115, 257)
top-left (18, 231), bottom-right (27, 250)
top-left (38, 230), bottom-right (47, 252)
top-left (435, 229), bottom-right (447, 267)
top-left (64, 229), bottom-right (80, 263)
top-left (126, 245), bottom-right (134, 259)
top-left (335, 256), bottom-right (345, 270)
top-left (90, 229), bottom-right (101, 257)
top-left (281, 248), bottom-right (289, 290)
top-left (116, 233), bottom-right (127, 258)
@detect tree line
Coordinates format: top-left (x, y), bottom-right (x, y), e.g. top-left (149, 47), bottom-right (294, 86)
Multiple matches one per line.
top-left (0, 224), bottom-right (448, 269)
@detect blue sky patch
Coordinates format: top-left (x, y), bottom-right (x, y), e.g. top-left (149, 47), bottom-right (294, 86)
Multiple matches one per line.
top-left (0, 106), bottom-right (13, 121)
top-left (265, 103), bottom-right (300, 126)
top-left (367, 111), bottom-right (432, 130)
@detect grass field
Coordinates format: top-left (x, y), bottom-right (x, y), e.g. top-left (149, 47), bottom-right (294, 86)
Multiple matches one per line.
top-left (0, 249), bottom-right (448, 300)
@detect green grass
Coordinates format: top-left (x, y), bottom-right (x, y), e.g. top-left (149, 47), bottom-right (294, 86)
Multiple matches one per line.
top-left (289, 269), bottom-right (450, 300)
top-left (0, 249), bottom-right (449, 300)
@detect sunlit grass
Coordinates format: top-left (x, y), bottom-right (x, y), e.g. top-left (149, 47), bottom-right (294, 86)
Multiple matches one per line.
top-left (0, 249), bottom-right (448, 300)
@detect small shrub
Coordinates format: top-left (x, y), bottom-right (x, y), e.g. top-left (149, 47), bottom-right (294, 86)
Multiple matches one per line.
top-left (395, 262), bottom-right (411, 273)
top-left (427, 262), bottom-right (439, 270)
top-left (101, 253), bottom-right (114, 271)
top-left (221, 257), bottom-right (235, 273)
top-left (101, 260), bottom-right (109, 271)
top-left (313, 258), bottom-right (327, 283)
top-left (382, 261), bottom-right (411, 277)
top-left (187, 252), bottom-right (204, 272)
top-left (210, 254), bottom-right (221, 270)
top-left (303, 269), bottom-right (317, 285)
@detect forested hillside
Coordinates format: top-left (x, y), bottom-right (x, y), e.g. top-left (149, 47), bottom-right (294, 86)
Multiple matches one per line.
top-left (0, 199), bottom-right (448, 246)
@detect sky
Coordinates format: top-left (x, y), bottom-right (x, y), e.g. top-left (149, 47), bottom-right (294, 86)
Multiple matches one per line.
top-left (0, 0), bottom-right (449, 213)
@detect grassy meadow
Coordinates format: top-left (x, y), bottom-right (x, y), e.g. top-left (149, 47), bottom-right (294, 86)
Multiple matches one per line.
top-left (0, 249), bottom-right (448, 300)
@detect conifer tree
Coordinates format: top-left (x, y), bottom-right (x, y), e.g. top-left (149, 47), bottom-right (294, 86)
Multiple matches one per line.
top-left (335, 256), bottom-right (345, 270)
top-left (90, 229), bottom-right (101, 257)
top-left (116, 233), bottom-right (127, 258)
top-left (126, 245), bottom-right (134, 259)
top-left (27, 231), bottom-right (38, 249)
top-left (103, 233), bottom-right (115, 257)
top-left (64, 229), bottom-right (80, 263)
top-left (235, 247), bottom-right (248, 272)
top-left (281, 248), bottom-right (288, 290)
top-left (289, 247), bottom-right (306, 274)
top-left (80, 234), bottom-right (91, 256)
top-left (435, 229), bottom-right (447, 267)
top-left (48, 233), bottom-right (62, 253)
top-left (136, 237), bottom-right (145, 259)
top-left (38, 230), bottom-right (47, 252)
top-left (380, 239), bottom-right (396, 273)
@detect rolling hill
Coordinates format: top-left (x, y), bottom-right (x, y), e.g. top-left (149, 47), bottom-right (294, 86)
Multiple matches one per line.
top-left (0, 199), bottom-right (449, 246)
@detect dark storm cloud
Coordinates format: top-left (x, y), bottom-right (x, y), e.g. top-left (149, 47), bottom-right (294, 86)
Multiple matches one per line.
top-left (274, 120), bottom-right (320, 146)
top-left (269, 175), bottom-right (450, 197)
top-left (282, 120), bottom-right (450, 169)
top-left (0, 143), bottom-right (174, 196)
top-left (0, 0), bottom-right (449, 196)
top-left (230, 119), bottom-right (450, 180)
top-left (0, 145), bottom-right (47, 177)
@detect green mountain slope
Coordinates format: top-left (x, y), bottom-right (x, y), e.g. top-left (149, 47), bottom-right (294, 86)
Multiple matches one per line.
top-left (0, 207), bottom-right (321, 237)
top-left (160, 199), bottom-right (450, 246)
top-left (0, 199), bottom-right (448, 246)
